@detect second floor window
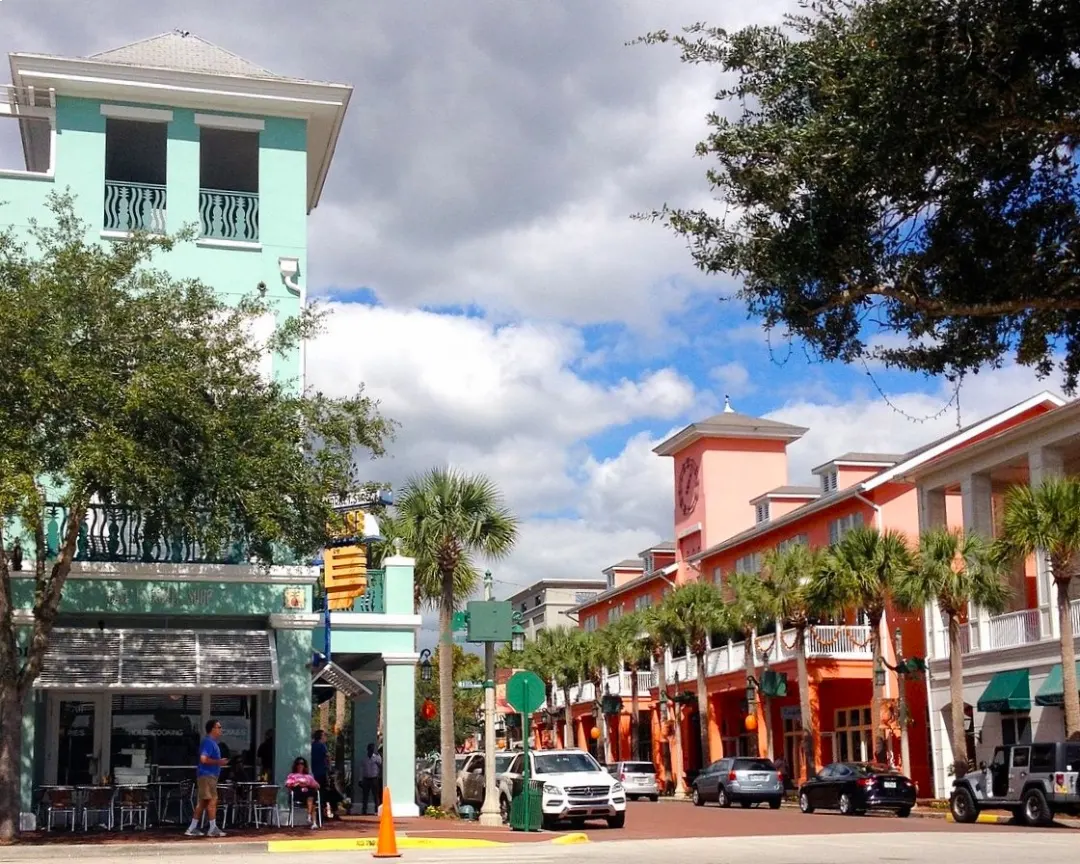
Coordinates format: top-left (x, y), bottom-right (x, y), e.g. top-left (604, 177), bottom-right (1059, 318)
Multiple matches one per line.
top-left (104, 118), bottom-right (168, 234)
top-left (828, 512), bottom-right (864, 544)
top-left (634, 594), bottom-right (652, 611)
top-left (583, 615), bottom-right (599, 632)
top-left (734, 552), bottom-right (762, 575)
top-left (199, 126), bottom-right (260, 243)
top-left (609, 604), bottom-right (624, 622)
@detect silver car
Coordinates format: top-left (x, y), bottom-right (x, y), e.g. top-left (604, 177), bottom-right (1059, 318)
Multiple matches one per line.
top-left (607, 761), bottom-right (659, 801)
top-left (692, 757), bottom-right (783, 809)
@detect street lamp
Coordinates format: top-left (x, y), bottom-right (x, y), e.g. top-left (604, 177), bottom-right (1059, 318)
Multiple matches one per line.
top-left (874, 655), bottom-right (886, 688)
top-left (419, 648), bottom-right (433, 682)
top-left (511, 624), bottom-right (526, 653)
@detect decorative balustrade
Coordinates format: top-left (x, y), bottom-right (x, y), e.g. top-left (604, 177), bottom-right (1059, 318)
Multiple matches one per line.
top-left (806, 624), bottom-right (873, 657)
top-left (350, 569), bottom-right (386, 613)
top-left (200, 188), bottom-right (260, 242)
top-left (988, 608), bottom-right (1042, 650)
top-left (103, 181), bottom-right (167, 233)
top-left (17, 502), bottom-right (300, 566)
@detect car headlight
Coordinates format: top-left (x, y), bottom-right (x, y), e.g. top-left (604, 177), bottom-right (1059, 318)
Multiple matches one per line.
top-left (611, 782), bottom-right (624, 794)
top-left (543, 784), bottom-right (562, 795)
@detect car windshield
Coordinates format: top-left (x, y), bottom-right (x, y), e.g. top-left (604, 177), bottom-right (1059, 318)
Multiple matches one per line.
top-left (534, 752), bottom-right (601, 774)
top-left (623, 762), bottom-right (655, 774)
top-left (733, 759), bottom-right (775, 772)
top-left (495, 755), bottom-right (514, 773)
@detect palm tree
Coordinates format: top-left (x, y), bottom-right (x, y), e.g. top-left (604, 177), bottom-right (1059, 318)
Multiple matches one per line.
top-left (827, 525), bottom-right (915, 763)
top-left (727, 571), bottom-right (772, 756)
top-left (759, 543), bottom-right (836, 780)
top-left (997, 478), bottom-right (1080, 738)
top-left (641, 604), bottom-right (682, 794)
top-left (525, 627), bottom-right (585, 748)
top-left (661, 582), bottom-right (729, 770)
top-left (393, 468), bottom-right (518, 810)
top-left (895, 528), bottom-right (1008, 775)
top-left (582, 629), bottom-right (620, 762)
top-left (607, 612), bottom-right (653, 761)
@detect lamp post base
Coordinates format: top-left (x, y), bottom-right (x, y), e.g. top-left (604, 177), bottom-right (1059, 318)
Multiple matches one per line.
top-left (478, 805), bottom-right (502, 827)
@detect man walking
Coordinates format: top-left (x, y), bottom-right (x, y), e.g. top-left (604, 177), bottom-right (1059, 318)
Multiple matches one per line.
top-left (359, 742), bottom-right (382, 815)
top-left (311, 730), bottom-right (340, 819)
top-left (186, 719), bottom-right (228, 837)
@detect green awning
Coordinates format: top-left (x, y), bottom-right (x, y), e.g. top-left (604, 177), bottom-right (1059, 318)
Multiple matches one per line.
top-left (977, 669), bottom-right (1031, 713)
top-left (1035, 663), bottom-right (1080, 707)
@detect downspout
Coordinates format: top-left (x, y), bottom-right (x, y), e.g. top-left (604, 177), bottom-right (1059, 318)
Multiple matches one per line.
top-left (279, 257), bottom-right (305, 391)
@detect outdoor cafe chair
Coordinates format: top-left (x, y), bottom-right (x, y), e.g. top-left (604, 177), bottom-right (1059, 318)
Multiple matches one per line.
top-left (80, 786), bottom-right (115, 831)
top-left (252, 785), bottom-right (281, 828)
top-left (288, 787), bottom-right (322, 828)
top-left (118, 786), bottom-right (150, 831)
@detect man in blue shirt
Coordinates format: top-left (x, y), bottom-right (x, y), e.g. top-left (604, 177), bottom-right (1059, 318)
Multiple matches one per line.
top-left (311, 730), bottom-right (338, 819)
top-left (186, 719), bottom-right (229, 837)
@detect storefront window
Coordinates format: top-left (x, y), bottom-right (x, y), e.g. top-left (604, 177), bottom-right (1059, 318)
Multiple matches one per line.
top-left (110, 695), bottom-right (201, 782)
top-left (834, 706), bottom-right (872, 763)
top-left (783, 715), bottom-right (803, 780)
top-left (211, 695), bottom-right (256, 777)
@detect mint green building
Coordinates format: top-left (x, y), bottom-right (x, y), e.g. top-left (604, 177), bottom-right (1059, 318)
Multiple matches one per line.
top-left (1, 32), bottom-right (420, 824)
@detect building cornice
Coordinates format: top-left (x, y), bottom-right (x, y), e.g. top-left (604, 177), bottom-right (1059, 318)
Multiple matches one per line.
top-left (382, 652), bottom-right (420, 667)
top-left (328, 612), bottom-right (422, 632)
top-left (10, 561), bottom-right (320, 584)
top-left (269, 613), bottom-right (321, 630)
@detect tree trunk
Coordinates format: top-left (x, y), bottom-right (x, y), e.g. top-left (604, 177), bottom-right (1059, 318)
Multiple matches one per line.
top-left (796, 626), bottom-right (816, 782)
top-left (695, 652), bottom-right (711, 767)
top-left (656, 653), bottom-right (673, 793)
top-left (947, 613), bottom-right (969, 774)
top-left (629, 663), bottom-right (641, 761)
top-left (1056, 574), bottom-right (1080, 738)
top-left (671, 701), bottom-right (686, 795)
top-left (0, 684), bottom-right (24, 841)
top-left (563, 688), bottom-right (573, 750)
top-left (745, 633), bottom-right (761, 757)
top-left (438, 573), bottom-right (456, 812)
top-left (869, 612), bottom-right (886, 763)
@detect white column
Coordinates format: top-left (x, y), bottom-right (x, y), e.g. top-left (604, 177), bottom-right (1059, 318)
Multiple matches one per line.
top-left (961, 474), bottom-right (994, 648)
top-left (1029, 447), bottom-right (1065, 639)
top-left (918, 487), bottom-right (948, 531)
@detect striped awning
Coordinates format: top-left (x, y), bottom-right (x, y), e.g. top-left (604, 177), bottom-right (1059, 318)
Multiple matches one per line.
top-left (34, 628), bottom-right (279, 691)
top-left (312, 661), bottom-right (372, 699)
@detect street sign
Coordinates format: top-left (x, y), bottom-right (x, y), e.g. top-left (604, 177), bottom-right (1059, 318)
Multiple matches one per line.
top-left (505, 670), bottom-right (545, 715)
top-left (457, 681), bottom-right (483, 690)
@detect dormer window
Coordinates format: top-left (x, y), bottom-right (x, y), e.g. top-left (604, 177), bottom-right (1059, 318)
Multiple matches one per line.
top-left (821, 470), bottom-right (839, 493)
top-left (755, 502), bottom-right (770, 524)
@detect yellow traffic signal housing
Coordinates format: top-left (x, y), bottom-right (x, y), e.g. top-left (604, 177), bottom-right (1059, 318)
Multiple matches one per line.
top-left (323, 543), bottom-right (367, 610)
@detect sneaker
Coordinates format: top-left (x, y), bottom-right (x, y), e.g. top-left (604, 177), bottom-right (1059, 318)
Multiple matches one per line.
top-left (310, 822), bottom-right (319, 831)
top-left (183, 827), bottom-right (204, 838)
top-left (207, 826), bottom-right (226, 838)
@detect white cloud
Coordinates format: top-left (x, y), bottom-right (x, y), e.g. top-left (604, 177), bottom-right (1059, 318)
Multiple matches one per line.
top-left (710, 361), bottom-right (753, 397)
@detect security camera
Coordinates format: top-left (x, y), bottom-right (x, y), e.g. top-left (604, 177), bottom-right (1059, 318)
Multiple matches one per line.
top-left (257, 281), bottom-right (267, 295)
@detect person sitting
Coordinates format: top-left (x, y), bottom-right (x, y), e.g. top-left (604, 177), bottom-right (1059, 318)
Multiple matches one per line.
top-left (284, 757), bottom-right (321, 829)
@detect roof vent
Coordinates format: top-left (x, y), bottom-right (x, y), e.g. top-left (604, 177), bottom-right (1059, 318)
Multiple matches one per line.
top-left (174, 29), bottom-right (191, 38)
top-left (723, 395), bottom-right (734, 414)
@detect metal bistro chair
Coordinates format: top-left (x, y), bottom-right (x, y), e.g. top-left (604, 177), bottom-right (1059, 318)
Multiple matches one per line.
top-left (215, 784), bottom-right (239, 828)
top-left (252, 785), bottom-right (281, 828)
top-left (288, 787), bottom-right (322, 828)
top-left (118, 786), bottom-right (150, 831)
top-left (43, 787), bottom-right (78, 832)
top-left (81, 786), bottom-right (116, 831)
top-left (159, 778), bottom-right (194, 824)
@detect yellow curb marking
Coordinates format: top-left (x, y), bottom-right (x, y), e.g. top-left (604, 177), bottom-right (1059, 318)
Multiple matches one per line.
top-left (944, 813), bottom-right (1008, 824)
top-left (268, 836), bottom-right (509, 853)
top-left (551, 832), bottom-right (590, 845)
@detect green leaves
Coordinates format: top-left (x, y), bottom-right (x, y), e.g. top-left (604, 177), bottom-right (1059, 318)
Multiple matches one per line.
top-left (896, 527), bottom-right (1008, 618)
top-left (641, 0), bottom-right (1080, 389)
top-left (997, 476), bottom-right (1080, 578)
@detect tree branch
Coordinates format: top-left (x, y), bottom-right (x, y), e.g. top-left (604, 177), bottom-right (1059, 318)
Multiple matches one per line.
top-left (808, 282), bottom-right (1080, 320)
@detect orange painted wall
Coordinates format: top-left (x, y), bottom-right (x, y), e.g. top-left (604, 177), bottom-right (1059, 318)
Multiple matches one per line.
top-left (768, 496), bottom-right (820, 519)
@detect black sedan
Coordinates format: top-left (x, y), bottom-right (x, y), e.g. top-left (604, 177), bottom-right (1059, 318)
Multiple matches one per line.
top-left (798, 762), bottom-right (916, 817)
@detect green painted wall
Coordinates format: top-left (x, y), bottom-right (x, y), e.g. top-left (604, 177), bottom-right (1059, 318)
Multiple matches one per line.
top-left (0, 96), bottom-right (308, 387)
top-left (352, 681), bottom-right (381, 809)
top-left (323, 627), bottom-right (414, 656)
top-left (273, 628), bottom-right (312, 797)
top-left (383, 559), bottom-right (415, 617)
top-left (10, 577), bottom-right (313, 616)
top-left (383, 663), bottom-right (416, 816)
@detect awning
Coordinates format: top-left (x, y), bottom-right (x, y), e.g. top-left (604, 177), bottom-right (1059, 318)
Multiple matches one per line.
top-left (34, 628), bottom-right (279, 691)
top-left (976, 668), bottom-right (1031, 712)
top-left (1035, 662), bottom-right (1080, 707)
top-left (312, 661), bottom-right (372, 700)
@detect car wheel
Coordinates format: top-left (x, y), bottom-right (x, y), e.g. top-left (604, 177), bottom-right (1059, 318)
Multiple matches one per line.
top-left (692, 785), bottom-right (703, 807)
top-left (1022, 787), bottom-right (1053, 827)
top-left (649, 795), bottom-right (659, 802)
top-left (606, 812), bottom-right (626, 829)
top-left (897, 807), bottom-right (911, 818)
top-left (799, 791), bottom-right (814, 814)
top-left (717, 786), bottom-right (731, 808)
top-left (949, 787), bottom-right (978, 824)
top-left (499, 795), bottom-right (510, 824)
top-left (839, 792), bottom-right (855, 816)
top-left (769, 797), bottom-right (782, 810)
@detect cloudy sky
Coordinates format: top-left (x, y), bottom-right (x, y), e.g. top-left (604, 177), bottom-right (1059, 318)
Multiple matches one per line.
top-left (0, 2), bottom-right (1061, 630)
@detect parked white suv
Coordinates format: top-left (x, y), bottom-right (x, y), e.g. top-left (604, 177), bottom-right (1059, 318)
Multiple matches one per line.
top-left (498, 748), bottom-right (627, 829)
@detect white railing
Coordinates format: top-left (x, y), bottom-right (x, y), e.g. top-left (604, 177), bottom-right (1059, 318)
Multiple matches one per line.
top-left (0, 84), bottom-right (55, 109)
top-left (988, 608), bottom-right (1041, 650)
top-left (1072, 598), bottom-right (1080, 636)
top-left (807, 624), bottom-right (873, 657)
top-left (940, 622), bottom-right (974, 658)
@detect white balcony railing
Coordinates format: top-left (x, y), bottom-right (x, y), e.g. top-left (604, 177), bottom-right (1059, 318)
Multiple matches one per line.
top-left (1072, 598), bottom-right (1080, 636)
top-left (988, 608), bottom-right (1042, 650)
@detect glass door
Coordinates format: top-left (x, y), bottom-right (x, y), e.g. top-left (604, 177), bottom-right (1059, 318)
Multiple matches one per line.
top-left (53, 696), bottom-right (106, 786)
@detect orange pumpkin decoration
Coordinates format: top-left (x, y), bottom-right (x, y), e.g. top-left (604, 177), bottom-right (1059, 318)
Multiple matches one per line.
top-left (744, 714), bottom-right (758, 732)
top-left (421, 698), bottom-right (437, 721)
top-left (590, 726), bottom-right (601, 740)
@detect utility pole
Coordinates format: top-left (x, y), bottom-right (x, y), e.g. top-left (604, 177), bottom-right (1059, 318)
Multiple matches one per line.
top-left (478, 570), bottom-right (501, 826)
top-left (895, 627), bottom-right (911, 777)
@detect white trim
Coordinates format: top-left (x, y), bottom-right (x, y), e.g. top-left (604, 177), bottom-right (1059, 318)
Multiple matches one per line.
top-left (677, 522), bottom-right (702, 540)
top-left (0, 103), bottom-right (53, 120)
top-left (12, 561), bottom-right (320, 584)
top-left (867, 391), bottom-right (1065, 490)
top-left (269, 613), bottom-right (321, 630)
top-left (194, 112), bottom-right (265, 132)
top-left (195, 237), bottom-right (263, 251)
top-left (101, 229), bottom-right (166, 241)
top-left (383, 555), bottom-right (415, 567)
top-left (100, 103), bottom-right (173, 122)
top-left (0, 167), bottom-right (53, 182)
top-left (329, 613), bottom-right (423, 631)
top-left (382, 652), bottom-right (420, 666)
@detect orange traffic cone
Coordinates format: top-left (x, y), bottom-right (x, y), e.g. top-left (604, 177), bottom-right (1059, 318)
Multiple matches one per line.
top-left (372, 786), bottom-right (401, 858)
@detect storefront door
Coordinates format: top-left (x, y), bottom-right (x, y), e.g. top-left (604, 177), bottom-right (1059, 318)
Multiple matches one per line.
top-left (47, 694), bottom-right (107, 785)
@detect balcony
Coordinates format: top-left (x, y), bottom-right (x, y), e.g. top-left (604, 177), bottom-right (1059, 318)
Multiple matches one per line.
top-left (103, 181), bottom-right (167, 234)
top-left (349, 570), bottom-right (385, 614)
top-left (32, 502), bottom-right (297, 566)
top-left (942, 599), bottom-right (1080, 657)
top-left (200, 189), bottom-right (259, 243)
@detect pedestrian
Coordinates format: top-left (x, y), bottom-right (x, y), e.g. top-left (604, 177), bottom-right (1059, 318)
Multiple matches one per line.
top-left (359, 742), bottom-right (382, 815)
top-left (311, 730), bottom-right (341, 819)
top-left (186, 719), bottom-right (228, 838)
top-left (257, 729), bottom-right (275, 781)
